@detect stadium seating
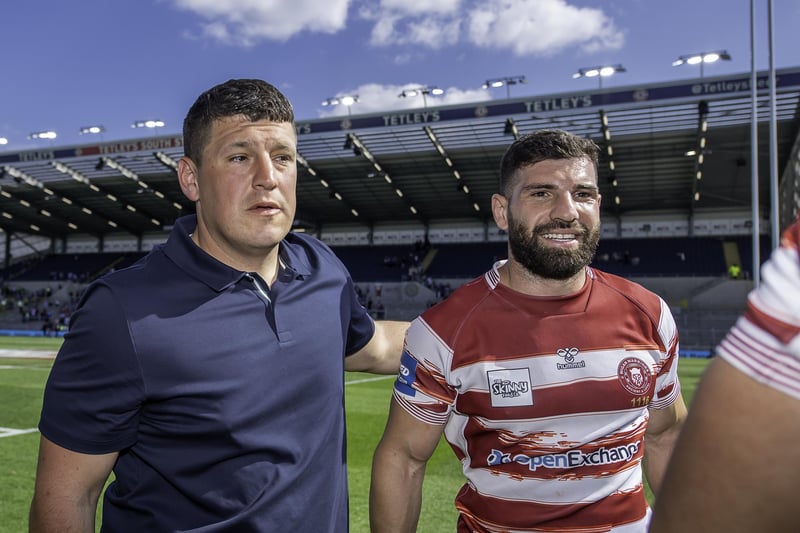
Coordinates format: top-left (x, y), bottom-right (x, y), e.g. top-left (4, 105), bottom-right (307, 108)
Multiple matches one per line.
top-left (0, 234), bottom-right (767, 355)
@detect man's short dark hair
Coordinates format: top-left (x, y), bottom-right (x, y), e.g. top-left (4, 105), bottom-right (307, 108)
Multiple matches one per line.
top-left (182, 79), bottom-right (295, 166)
top-left (499, 129), bottom-right (600, 196)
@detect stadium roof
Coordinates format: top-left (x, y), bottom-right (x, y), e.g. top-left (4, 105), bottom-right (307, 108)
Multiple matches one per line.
top-left (0, 67), bottom-right (798, 239)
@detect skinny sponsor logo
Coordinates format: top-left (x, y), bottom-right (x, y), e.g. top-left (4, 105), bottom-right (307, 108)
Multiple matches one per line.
top-left (491, 379), bottom-right (529, 398)
top-left (486, 441), bottom-right (640, 471)
top-left (487, 368), bottom-right (533, 407)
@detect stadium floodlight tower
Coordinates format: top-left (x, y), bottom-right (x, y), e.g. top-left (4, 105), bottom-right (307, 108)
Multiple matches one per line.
top-left (0, 137), bottom-right (7, 146)
top-left (132, 119), bottom-right (165, 129)
top-left (321, 95), bottom-right (359, 116)
top-left (132, 119), bottom-right (165, 137)
top-left (398, 86), bottom-right (445, 109)
top-left (28, 130), bottom-right (57, 141)
top-left (672, 50), bottom-right (731, 78)
top-left (79, 125), bottom-right (106, 136)
top-left (572, 64), bottom-right (626, 89)
top-left (482, 75), bottom-right (527, 98)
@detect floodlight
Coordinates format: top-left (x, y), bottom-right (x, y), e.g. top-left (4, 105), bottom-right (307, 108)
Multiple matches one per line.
top-left (28, 131), bottom-right (57, 140)
top-left (572, 65), bottom-right (625, 88)
top-left (80, 125), bottom-right (105, 135)
top-left (673, 51), bottom-right (731, 77)
top-left (321, 95), bottom-right (359, 116)
top-left (398, 86), bottom-right (445, 109)
top-left (132, 120), bottom-right (165, 129)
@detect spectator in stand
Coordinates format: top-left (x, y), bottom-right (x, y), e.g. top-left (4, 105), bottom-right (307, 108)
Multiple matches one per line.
top-left (650, 217), bottom-right (800, 533)
top-left (29, 78), bottom-right (408, 533)
top-left (370, 129), bottom-right (687, 532)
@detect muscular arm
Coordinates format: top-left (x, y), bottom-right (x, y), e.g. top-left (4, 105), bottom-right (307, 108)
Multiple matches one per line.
top-left (650, 357), bottom-right (800, 532)
top-left (345, 320), bottom-right (409, 374)
top-left (29, 436), bottom-right (117, 533)
top-left (370, 398), bottom-right (445, 533)
top-left (642, 393), bottom-right (687, 495)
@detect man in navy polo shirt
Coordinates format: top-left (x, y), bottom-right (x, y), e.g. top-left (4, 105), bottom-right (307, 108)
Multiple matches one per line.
top-left (29, 79), bottom-right (408, 532)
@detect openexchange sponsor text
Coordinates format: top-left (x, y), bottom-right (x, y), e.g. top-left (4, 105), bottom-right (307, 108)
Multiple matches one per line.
top-left (487, 442), bottom-right (640, 471)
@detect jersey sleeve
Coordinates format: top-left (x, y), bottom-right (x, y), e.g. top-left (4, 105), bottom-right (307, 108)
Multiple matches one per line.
top-left (38, 282), bottom-right (144, 454)
top-left (392, 317), bottom-right (456, 426)
top-left (650, 297), bottom-right (682, 409)
top-left (716, 220), bottom-right (800, 399)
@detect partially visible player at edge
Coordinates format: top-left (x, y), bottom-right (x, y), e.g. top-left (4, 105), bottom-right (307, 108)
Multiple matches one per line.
top-left (651, 215), bottom-right (800, 533)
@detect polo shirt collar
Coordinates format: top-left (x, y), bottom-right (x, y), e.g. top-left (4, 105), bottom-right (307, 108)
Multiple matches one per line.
top-left (163, 214), bottom-right (311, 291)
top-left (277, 233), bottom-right (312, 280)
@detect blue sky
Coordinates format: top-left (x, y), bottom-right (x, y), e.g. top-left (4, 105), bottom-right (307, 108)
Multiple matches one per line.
top-left (1, 0), bottom-right (797, 150)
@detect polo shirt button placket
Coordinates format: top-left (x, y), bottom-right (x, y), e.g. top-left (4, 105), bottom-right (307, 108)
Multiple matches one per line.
top-left (244, 273), bottom-right (272, 307)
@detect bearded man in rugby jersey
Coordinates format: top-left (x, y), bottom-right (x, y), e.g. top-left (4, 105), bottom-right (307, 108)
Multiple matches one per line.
top-left (370, 129), bottom-right (688, 533)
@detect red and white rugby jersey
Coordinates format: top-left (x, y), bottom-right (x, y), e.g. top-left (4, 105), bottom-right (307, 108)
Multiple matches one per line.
top-left (394, 262), bottom-right (681, 532)
top-left (717, 218), bottom-right (800, 400)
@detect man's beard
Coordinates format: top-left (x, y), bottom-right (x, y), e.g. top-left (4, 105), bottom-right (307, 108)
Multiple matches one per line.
top-left (507, 213), bottom-right (600, 280)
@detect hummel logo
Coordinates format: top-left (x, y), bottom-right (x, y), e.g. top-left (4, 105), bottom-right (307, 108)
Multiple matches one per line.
top-left (556, 347), bottom-right (579, 362)
top-left (556, 347), bottom-right (585, 370)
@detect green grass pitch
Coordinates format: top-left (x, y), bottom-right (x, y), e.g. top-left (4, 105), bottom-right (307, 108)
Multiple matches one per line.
top-left (0, 337), bottom-right (710, 533)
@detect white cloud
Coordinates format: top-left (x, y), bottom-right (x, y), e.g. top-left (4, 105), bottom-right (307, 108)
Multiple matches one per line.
top-left (378, 0), bottom-right (461, 17)
top-left (361, 0), bottom-right (463, 47)
top-left (318, 82), bottom-right (489, 117)
top-left (392, 52), bottom-right (413, 65)
top-left (362, 0), bottom-right (622, 55)
top-left (466, 0), bottom-right (624, 56)
top-left (168, 0), bottom-right (623, 56)
top-left (405, 17), bottom-right (461, 48)
top-left (368, 13), bottom-right (400, 46)
top-left (170, 0), bottom-right (351, 45)
top-left (369, 15), bottom-right (461, 48)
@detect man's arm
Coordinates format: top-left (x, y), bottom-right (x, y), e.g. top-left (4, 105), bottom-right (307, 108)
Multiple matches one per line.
top-left (29, 436), bottom-right (117, 533)
top-left (345, 320), bottom-right (409, 374)
top-left (650, 357), bottom-right (800, 532)
top-left (370, 398), bottom-right (445, 533)
top-left (642, 393), bottom-right (687, 495)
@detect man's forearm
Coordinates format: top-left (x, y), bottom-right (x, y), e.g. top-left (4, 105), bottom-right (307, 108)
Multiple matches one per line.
top-left (643, 421), bottom-right (683, 495)
top-left (370, 446), bottom-right (427, 532)
top-left (29, 495), bottom-right (97, 533)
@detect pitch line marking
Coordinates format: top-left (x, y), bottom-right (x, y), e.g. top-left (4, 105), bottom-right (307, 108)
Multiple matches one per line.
top-left (345, 375), bottom-right (395, 386)
top-left (0, 427), bottom-right (38, 438)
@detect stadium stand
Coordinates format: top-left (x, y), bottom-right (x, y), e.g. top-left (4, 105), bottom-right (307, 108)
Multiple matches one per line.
top-left (0, 238), bottom-right (759, 353)
top-left (0, 67), bottom-right (796, 353)
top-left (9, 252), bottom-right (146, 282)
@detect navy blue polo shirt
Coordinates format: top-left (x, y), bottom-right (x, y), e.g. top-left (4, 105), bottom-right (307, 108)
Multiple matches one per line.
top-left (39, 214), bottom-right (375, 532)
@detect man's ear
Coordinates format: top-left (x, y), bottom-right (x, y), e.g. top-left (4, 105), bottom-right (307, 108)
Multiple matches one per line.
top-left (177, 157), bottom-right (200, 202)
top-left (491, 193), bottom-right (509, 231)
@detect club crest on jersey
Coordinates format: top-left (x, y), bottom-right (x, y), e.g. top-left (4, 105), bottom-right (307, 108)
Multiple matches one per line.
top-left (617, 357), bottom-right (652, 395)
top-left (556, 347), bottom-right (586, 370)
top-left (487, 368), bottom-right (533, 407)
